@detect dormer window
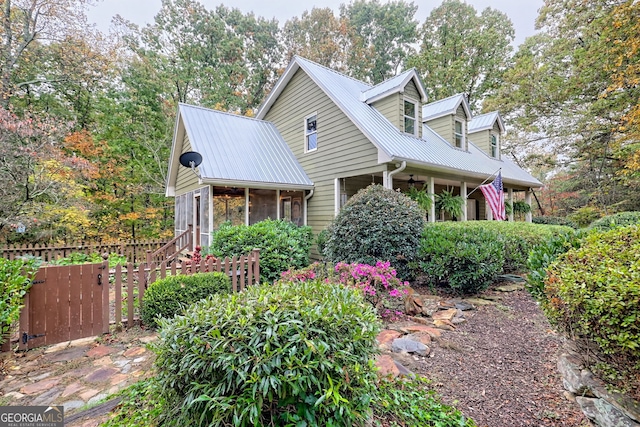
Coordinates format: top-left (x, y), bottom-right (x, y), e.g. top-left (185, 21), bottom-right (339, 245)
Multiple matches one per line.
top-left (491, 133), bottom-right (498, 158)
top-left (404, 99), bottom-right (417, 136)
top-left (454, 119), bottom-right (465, 148)
top-left (305, 113), bottom-right (317, 152)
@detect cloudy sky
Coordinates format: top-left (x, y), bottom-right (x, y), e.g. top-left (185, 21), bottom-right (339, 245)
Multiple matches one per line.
top-left (86, 0), bottom-right (543, 47)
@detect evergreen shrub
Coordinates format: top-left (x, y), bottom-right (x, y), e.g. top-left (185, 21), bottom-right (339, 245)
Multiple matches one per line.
top-left (208, 219), bottom-right (313, 283)
top-left (588, 211), bottom-right (640, 231)
top-left (324, 184), bottom-right (425, 280)
top-left (418, 223), bottom-right (504, 294)
top-left (533, 216), bottom-right (578, 228)
top-left (152, 280), bottom-right (381, 426)
top-left (544, 226), bottom-right (640, 396)
top-left (141, 272), bottom-right (230, 328)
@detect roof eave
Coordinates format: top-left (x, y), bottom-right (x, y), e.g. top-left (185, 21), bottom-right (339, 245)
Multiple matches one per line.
top-left (165, 105), bottom-right (186, 197)
top-left (256, 59), bottom-right (301, 120)
top-left (200, 178), bottom-right (314, 191)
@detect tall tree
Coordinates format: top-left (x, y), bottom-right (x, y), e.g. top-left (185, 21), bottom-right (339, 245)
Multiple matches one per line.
top-left (341, 0), bottom-right (418, 83)
top-left (408, 0), bottom-right (514, 109)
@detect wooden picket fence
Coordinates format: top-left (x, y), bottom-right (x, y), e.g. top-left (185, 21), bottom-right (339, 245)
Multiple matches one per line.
top-left (9, 249), bottom-right (260, 351)
top-left (1, 240), bottom-right (170, 264)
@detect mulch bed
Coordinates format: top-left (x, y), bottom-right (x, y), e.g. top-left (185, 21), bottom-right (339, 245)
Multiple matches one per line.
top-left (405, 287), bottom-right (589, 427)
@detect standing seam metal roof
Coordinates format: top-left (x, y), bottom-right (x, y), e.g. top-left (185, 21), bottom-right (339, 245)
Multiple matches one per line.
top-left (469, 112), bottom-right (504, 133)
top-left (293, 57), bottom-right (541, 187)
top-left (178, 103), bottom-right (313, 187)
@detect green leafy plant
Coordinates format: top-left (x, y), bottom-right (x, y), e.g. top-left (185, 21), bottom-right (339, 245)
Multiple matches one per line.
top-left (418, 223), bottom-right (504, 294)
top-left (588, 211), bottom-right (640, 231)
top-left (526, 230), bottom-right (585, 301)
top-left (544, 225), bottom-right (640, 396)
top-left (406, 184), bottom-right (433, 212)
top-left (435, 189), bottom-right (464, 220)
top-left (152, 279), bottom-right (381, 426)
top-left (49, 252), bottom-right (127, 267)
top-left (567, 205), bottom-right (602, 228)
top-left (372, 376), bottom-right (475, 427)
top-left (324, 184), bottom-right (425, 281)
top-left (101, 378), bottom-right (165, 427)
top-left (533, 216), bottom-right (578, 228)
top-left (141, 272), bottom-right (231, 328)
top-left (207, 219), bottom-right (313, 283)
top-left (1, 258), bottom-right (39, 345)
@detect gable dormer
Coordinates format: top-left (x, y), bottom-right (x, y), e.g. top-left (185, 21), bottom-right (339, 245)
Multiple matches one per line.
top-left (421, 94), bottom-right (472, 150)
top-left (360, 69), bottom-right (428, 138)
top-left (468, 112), bottom-right (505, 159)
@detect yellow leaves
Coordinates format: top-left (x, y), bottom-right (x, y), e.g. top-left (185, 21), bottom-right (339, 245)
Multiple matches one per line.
top-left (119, 212), bottom-right (141, 222)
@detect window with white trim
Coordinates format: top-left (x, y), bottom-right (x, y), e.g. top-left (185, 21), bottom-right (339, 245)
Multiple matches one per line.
top-left (403, 99), bottom-right (417, 136)
top-left (454, 119), bottom-right (465, 148)
top-left (305, 113), bottom-right (317, 152)
top-left (491, 133), bottom-right (498, 158)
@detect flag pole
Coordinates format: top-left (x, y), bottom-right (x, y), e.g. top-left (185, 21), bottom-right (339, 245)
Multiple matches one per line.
top-left (466, 168), bottom-right (502, 198)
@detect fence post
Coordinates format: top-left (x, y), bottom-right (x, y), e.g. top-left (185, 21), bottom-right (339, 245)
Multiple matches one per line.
top-left (187, 224), bottom-right (193, 252)
top-left (252, 249), bottom-right (260, 285)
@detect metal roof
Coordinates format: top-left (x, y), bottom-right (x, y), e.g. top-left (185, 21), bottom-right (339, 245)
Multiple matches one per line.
top-left (177, 103), bottom-right (313, 189)
top-left (360, 69), bottom-right (427, 103)
top-left (469, 111), bottom-right (505, 133)
top-left (421, 93), bottom-right (471, 121)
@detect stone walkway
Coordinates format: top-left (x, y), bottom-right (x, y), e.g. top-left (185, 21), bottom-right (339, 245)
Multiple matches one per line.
top-left (0, 327), bottom-right (157, 426)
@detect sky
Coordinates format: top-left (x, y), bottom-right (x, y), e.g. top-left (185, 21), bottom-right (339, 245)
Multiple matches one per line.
top-left (86, 0), bottom-right (543, 48)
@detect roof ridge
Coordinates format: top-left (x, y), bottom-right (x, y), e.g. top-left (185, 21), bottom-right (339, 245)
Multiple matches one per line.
top-left (423, 92), bottom-right (466, 106)
top-left (364, 68), bottom-right (415, 92)
top-left (179, 103), bottom-right (268, 124)
top-left (294, 55), bottom-right (372, 88)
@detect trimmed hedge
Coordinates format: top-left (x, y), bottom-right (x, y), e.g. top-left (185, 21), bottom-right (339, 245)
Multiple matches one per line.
top-left (533, 216), bottom-right (578, 228)
top-left (324, 184), bottom-right (425, 281)
top-left (544, 226), bottom-right (640, 396)
top-left (141, 272), bottom-right (231, 328)
top-left (588, 211), bottom-right (640, 231)
top-left (418, 223), bottom-right (505, 294)
top-left (208, 219), bottom-right (313, 283)
top-left (152, 280), bottom-right (381, 426)
top-left (455, 221), bottom-right (573, 273)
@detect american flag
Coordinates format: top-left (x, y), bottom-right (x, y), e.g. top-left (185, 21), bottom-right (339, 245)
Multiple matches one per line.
top-left (480, 171), bottom-right (505, 220)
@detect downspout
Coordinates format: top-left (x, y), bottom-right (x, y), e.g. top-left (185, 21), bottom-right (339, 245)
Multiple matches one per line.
top-left (386, 161), bottom-right (407, 189)
top-left (304, 189), bottom-right (314, 226)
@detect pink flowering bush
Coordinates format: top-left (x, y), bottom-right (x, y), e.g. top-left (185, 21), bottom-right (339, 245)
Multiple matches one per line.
top-left (280, 261), bottom-right (409, 318)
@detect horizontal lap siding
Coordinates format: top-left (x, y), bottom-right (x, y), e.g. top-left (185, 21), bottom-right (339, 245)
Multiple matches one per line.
top-left (264, 69), bottom-right (379, 238)
top-left (372, 95), bottom-right (399, 129)
top-left (471, 129), bottom-right (490, 156)
top-left (425, 116), bottom-right (452, 145)
top-left (175, 135), bottom-right (201, 194)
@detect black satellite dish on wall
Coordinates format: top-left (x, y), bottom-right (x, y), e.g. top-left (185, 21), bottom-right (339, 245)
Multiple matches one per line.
top-left (179, 151), bottom-right (203, 168)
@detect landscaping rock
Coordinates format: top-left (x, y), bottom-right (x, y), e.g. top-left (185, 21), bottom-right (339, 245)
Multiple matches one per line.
top-left (432, 308), bottom-right (457, 321)
top-left (393, 360), bottom-right (414, 377)
top-left (391, 337), bottom-right (429, 356)
top-left (20, 378), bottom-right (60, 395)
top-left (557, 353), bottom-right (590, 395)
top-left (433, 319), bottom-right (456, 331)
top-left (63, 400), bottom-right (85, 412)
top-left (454, 301), bottom-right (475, 311)
top-left (463, 297), bottom-right (496, 306)
top-left (375, 354), bottom-right (400, 378)
top-left (496, 284), bottom-right (524, 292)
top-left (405, 332), bottom-right (431, 345)
top-left (44, 346), bottom-right (89, 363)
top-left (376, 330), bottom-right (403, 348)
top-left (576, 396), bottom-right (640, 427)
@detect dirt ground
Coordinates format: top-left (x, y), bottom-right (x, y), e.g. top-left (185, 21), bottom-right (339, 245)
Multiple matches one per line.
top-left (398, 286), bottom-right (589, 427)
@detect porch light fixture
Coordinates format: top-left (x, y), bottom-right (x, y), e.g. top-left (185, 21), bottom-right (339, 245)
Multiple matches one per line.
top-left (179, 151), bottom-right (202, 178)
top-left (408, 174), bottom-right (416, 185)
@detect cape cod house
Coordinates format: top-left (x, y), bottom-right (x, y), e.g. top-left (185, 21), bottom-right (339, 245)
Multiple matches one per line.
top-left (166, 56), bottom-right (542, 248)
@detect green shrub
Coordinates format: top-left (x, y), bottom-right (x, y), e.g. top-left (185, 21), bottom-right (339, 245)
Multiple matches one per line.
top-left (588, 211), bottom-right (640, 231)
top-left (153, 280), bottom-right (381, 426)
top-left (533, 216), bottom-right (578, 228)
top-left (418, 223), bottom-right (504, 294)
top-left (0, 258), bottom-right (39, 345)
top-left (141, 272), bottom-right (231, 328)
top-left (526, 230), bottom-right (585, 301)
top-left (544, 226), bottom-right (640, 395)
top-left (101, 378), bottom-right (166, 427)
top-left (208, 219), bottom-right (313, 283)
top-left (316, 228), bottom-right (329, 258)
top-left (49, 252), bottom-right (127, 267)
top-left (372, 377), bottom-right (475, 427)
top-left (567, 205), bottom-right (602, 228)
top-left (324, 184), bottom-right (425, 280)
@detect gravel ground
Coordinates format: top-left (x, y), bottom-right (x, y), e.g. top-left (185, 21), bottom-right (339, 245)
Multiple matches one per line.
top-left (404, 288), bottom-right (589, 427)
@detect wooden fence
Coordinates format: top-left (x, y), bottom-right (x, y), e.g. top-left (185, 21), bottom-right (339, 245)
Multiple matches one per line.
top-left (10, 249), bottom-right (260, 351)
top-left (1, 240), bottom-right (170, 264)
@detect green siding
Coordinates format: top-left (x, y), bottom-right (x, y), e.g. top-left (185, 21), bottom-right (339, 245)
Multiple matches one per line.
top-left (263, 68), bottom-right (380, 237)
top-left (426, 116), bottom-right (452, 144)
top-left (176, 134), bottom-right (202, 194)
top-left (470, 129), bottom-right (490, 155)
top-left (372, 95), bottom-right (400, 129)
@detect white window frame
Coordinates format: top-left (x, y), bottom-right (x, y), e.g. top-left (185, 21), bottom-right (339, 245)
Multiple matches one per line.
top-left (490, 133), bottom-right (499, 158)
top-left (454, 119), bottom-right (465, 149)
top-left (304, 112), bottom-right (318, 153)
top-left (403, 98), bottom-right (418, 136)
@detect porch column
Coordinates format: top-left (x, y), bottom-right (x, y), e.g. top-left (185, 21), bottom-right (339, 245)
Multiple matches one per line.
top-left (461, 181), bottom-right (468, 221)
top-left (276, 189), bottom-right (281, 220)
top-left (382, 171), bottom-right (389, 189)
top-left (245, 188), bottom-right (250, 225)
top-left (507, 188), bottom-right (514, 222)
top-left (428, 177), bottom-right (436, 223)
top-left (525, 190), bottom-right (533, 223)
top-left (334, 178), bottom-right (341, 216)
top-left (486, 199), bottom-right (494, 220)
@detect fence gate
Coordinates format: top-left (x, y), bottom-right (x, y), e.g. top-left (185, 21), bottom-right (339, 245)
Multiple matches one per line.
top-left (18, 262), bottom-right (109, 350)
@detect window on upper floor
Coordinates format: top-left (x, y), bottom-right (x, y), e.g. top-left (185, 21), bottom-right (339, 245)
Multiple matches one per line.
top-left (491, 133), bottom-right (498, 158)
top-left (305, 113), bottom-right (317, 152)
top-left (454, 119), bottom-right (465, 149)
top-left (404, 99), bottom-right (417, 136)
